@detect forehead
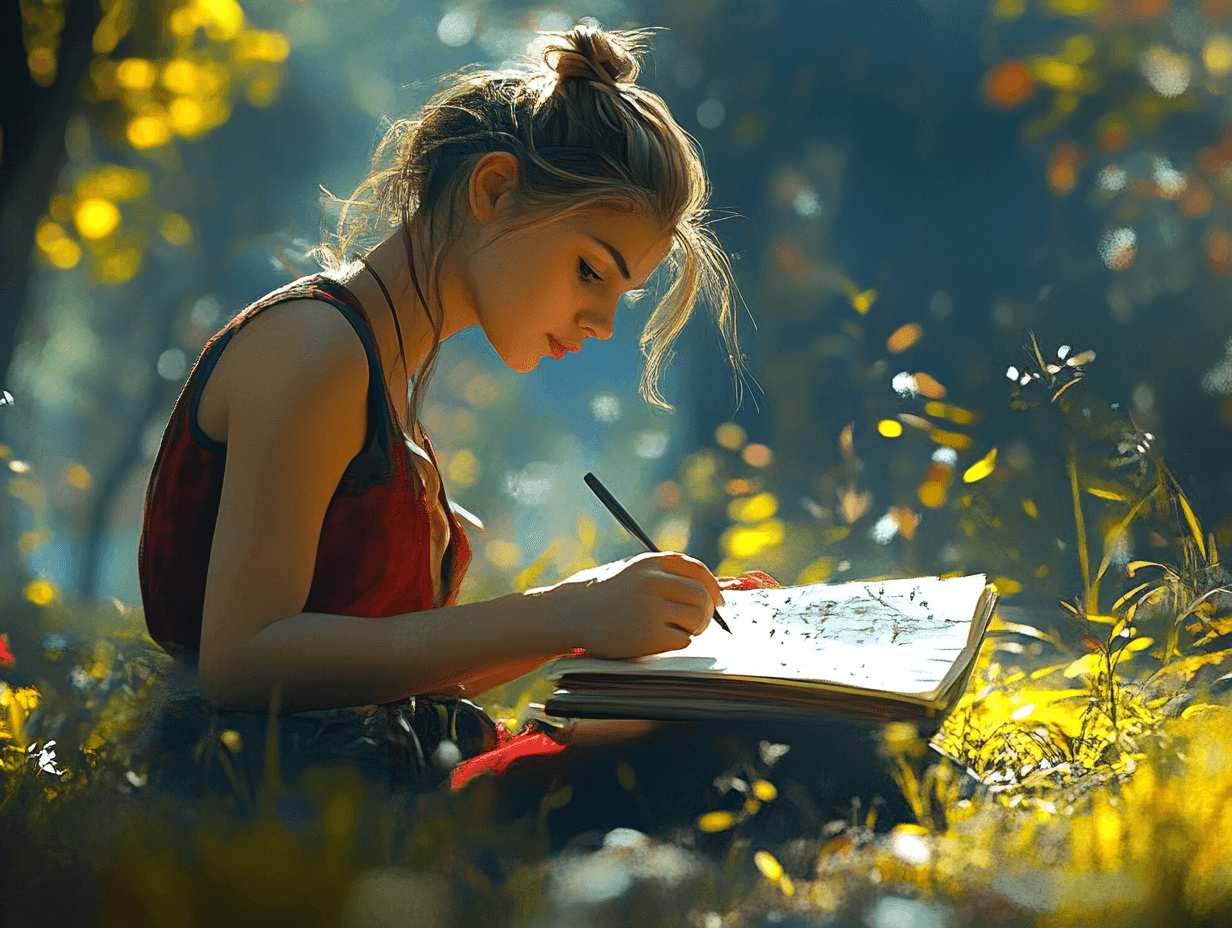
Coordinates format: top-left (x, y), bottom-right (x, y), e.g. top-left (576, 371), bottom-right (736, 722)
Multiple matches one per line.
top-left (562, 208), bottom-right (674, 281)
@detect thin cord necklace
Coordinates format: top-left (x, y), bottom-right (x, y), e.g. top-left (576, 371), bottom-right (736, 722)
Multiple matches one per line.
top-left (356, 253), bottom-right (412, 430)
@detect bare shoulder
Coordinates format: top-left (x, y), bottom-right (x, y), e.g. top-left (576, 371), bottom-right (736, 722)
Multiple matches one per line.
top-left (221, 297), bottom-right (369, 401)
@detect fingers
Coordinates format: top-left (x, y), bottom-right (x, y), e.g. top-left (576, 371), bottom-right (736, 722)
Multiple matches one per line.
top-left (649, 552), bottom-right (726, 610)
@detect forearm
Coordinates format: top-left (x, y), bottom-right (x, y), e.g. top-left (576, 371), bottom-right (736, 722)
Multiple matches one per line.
top-left (447, 655), bottom-right (555, 700)
top-left (201, 591), bottom-right (570, 713)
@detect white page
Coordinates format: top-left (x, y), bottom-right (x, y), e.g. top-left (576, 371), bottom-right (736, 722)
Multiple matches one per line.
top-left (546, 574), bottom-right (988, 698)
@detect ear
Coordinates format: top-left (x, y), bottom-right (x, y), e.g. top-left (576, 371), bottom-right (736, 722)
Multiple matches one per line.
top-left (468, 151), bottom-right (520, 223)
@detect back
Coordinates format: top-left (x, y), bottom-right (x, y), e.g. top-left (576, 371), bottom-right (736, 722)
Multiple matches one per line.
top-left (137, 275), bottom-right (472, 661)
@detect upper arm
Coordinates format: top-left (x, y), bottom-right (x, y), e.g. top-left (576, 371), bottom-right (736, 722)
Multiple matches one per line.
top-left (197, 299), bottom-right (370, 701)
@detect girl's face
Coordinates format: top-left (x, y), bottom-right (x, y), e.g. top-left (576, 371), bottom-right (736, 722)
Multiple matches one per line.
top-left (460, 164), bottom-right (674, 372)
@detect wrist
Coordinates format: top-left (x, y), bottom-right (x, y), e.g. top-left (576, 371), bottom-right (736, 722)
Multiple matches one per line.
top-left (519, 585), bottom-right (580, 655)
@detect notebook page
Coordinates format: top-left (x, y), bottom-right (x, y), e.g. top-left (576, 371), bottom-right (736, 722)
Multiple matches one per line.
top-left (549, 574), bottom-right (988, 698)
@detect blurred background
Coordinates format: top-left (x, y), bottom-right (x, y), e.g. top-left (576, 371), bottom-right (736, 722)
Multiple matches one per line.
top-left (5, 0), bottom-right (1232, 652)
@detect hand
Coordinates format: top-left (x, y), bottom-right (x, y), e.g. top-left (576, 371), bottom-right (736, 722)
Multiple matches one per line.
top-left (527, 551), bottom-right (726, 660)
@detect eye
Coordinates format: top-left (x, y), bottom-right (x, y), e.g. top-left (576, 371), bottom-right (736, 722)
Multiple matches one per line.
top-left (579, 258), bottom-right (603, 284)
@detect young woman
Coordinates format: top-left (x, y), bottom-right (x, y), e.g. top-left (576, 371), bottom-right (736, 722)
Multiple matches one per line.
top-left (129, 24), bottom-right (759, 812)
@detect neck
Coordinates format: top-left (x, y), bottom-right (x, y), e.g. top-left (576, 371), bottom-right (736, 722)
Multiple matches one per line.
top-left (334, 219), bottom-right (473, 406)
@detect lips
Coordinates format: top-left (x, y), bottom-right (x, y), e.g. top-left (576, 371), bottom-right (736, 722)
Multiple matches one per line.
top-left (547, 335), bottom-right (579, 359)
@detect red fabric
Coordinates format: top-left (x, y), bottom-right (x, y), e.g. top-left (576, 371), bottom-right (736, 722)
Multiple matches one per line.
top-left (138, 275), bottom-right (472, 657)
top-left (716, 570), bottom-right (782, 591)
top-left (450, 721), bottom-right (568, 790)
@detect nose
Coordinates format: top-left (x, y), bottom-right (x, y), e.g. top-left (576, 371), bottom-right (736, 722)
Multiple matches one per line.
top-left (578, 303), bottom-right (616, 341)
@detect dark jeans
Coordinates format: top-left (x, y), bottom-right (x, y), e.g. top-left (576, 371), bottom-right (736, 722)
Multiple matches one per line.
top-left (122, 653), bottom-right (496, 814)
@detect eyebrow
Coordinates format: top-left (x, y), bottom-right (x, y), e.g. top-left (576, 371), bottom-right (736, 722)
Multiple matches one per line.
top-left (585, 234), bottom-right (631, 281)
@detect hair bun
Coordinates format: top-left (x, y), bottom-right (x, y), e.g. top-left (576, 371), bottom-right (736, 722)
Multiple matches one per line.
top-left (541, 23), bottom-right (645, 89)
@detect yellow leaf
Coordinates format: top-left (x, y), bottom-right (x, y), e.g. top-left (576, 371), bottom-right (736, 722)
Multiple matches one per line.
top-left (752, 779), bottom-right (778, 801)
top-left (962, 448), bottom-right (998, 483)
top-left (698, 810), bottom-right (736, 832)
top-left (1173, 481), bottom-right (1206, 560)
top-left (1064, 653), bottom-right (1103, 678)
top-left (1123, 636), bottom-right (1154, 652)
top-left (754, 850), bottom-right (784, 881)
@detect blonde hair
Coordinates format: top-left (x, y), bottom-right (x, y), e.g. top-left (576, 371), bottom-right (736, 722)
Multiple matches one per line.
top-left (318, 23), bottom-right (748, 429)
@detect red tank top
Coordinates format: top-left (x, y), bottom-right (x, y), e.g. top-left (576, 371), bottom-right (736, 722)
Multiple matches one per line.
top-left (138, 275), bottom-right (472, 658)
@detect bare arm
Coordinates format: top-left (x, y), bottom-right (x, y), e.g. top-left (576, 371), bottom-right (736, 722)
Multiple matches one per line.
top-left (196, 298), bottom-right (723, 713)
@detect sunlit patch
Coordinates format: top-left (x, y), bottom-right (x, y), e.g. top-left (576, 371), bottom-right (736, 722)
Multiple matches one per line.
top-left (1204, 227), bottom-right (1232, 274)
top-left (721, 518), bottom-right (784, 557)
top-left (35, 220), bottom-right (82, 269)
top-left (851, 289), bottom-right (877, 313)
top-left (742, 444), bottom-right (773, 468)
top-left (589, 393), bottom-right (621, 422)
top-left (1097, 227), bottom-right (1136, 271)
top-left (887, 323), bottom-right (923, 354)
top-left (714, 422), bottom-right (746, 450)
top-left (485, 539), bottom-right (520, 570)
top-left (1047, 141), bottom-right (1084, 195)
top-left (115, 58), bottom-right (157, 91)
top-left (963, 448), bottom-right (998, 483)
top-left (728, 492), bottom-right (778, 523)
top-left (653, 517), bottom-right (691, 551)
top-left (892, 372), bottom-right (919, 398)
top-left (1151, 157), bottom-right (1186, 199)
top-left (127, 115), bottom-right (171, 149)
top-left (1140, 44), bottom-right (1191, 97)
top-left (63, 463), bottom-right (91, 490)
top-left (1096, 165), bottom-right (1126, 192)
top-left (929, 429), bottom-right (972, 450)
top-left (635, 432), bottom-right (668, 459)
top-left (448, 449), bottom-right (479, 487)
top-left (503, 464), bottom-right (553, 505)
top-left (924, 402), bottom-right (975, 425)
top-left (792, 190), bottom-right (822, 218)
top-left (652, 480), bottom-right (681, 509)
top-left (898, 413), bottom-right (932, 432)
top-left (23, 580), bottom-right (57, 606)
top-left (984, 60), bottom-right (1036, 108)
top-left (912, 372), bottom-right (946, 399)
top-left (871, 511), bottom-right (900, 545)
top-left (74, 199), bottom-right (120, 240)
top-left (1205, 35), bottom-right (1232, 76)
top-left (437, 7), bottom-right (477, 46)
top-left (1097, 114), bottom-right (1131, 153)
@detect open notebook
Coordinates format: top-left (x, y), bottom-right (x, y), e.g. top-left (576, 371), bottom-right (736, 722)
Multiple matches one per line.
top-left (542, 574), bottom-right (997, 725)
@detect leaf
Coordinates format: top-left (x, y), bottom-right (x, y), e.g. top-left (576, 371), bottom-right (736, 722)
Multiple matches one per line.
top-left (989, 619), bottom-right (1062, 647)
top-left (0, 634), bottom-right (13, 666)
top-left (1149, 648), bottom-right (1232, 688)
top-left (1082, 636), bottom-right (1105, 652)
top-left (754, 850), bottom-right (784, 881)
top-left (1064, 652), bottom-right (1103, 678)
top-left (1110, 581), bottom-right (1158, 614)
top-left (962, 448), bottom-right (998, 483)
top-left (1172, 479), bottom-right (1207, 561)
top-left (698, 810), bottom-right (737, 832)
top-left (1122, 636), bottom-right (1154, 652)
top-left (1127, 560), bottom-right (1171, 578)
top-left (1195, 614), bottom-right (1232, 647)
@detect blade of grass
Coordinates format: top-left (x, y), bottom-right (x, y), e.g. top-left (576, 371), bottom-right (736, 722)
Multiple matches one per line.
top-left (1069, 448), bottom-right (1092, 610)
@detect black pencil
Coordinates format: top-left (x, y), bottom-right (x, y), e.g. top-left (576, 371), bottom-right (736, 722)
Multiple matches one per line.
top-left (583, 472), bottom-right (732, 634)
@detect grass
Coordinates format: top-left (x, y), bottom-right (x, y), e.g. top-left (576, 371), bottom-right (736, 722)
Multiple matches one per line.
top-left (5, 351), bottom-right (1232, 926)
